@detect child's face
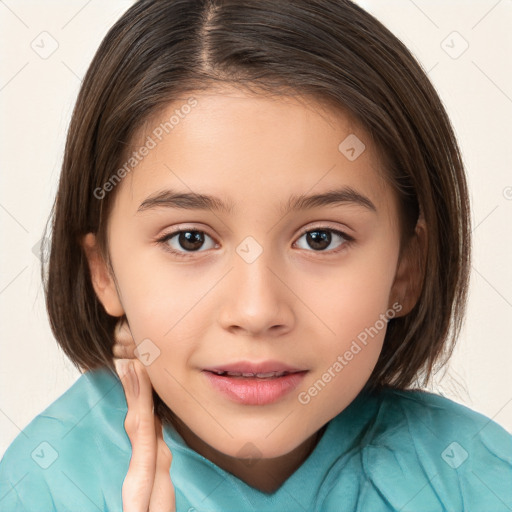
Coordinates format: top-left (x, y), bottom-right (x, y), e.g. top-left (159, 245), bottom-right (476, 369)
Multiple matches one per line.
top-left (91, 88), bottom-right (412, 460)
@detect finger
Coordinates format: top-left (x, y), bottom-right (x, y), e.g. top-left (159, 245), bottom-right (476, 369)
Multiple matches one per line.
top-left (113, 343), bottom-right (136, 359)
top-left (113, 320), bottom-right (136, 359)
top-left (115, 359), bottom-right (157, 512)
top-left (149, 415), bottom-right (175, 512)
top-left (113, 320), bottom-right (136, 358)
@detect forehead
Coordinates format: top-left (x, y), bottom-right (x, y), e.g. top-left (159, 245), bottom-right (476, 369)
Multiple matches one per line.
top-left (116, 89), bottom-right (394, 216)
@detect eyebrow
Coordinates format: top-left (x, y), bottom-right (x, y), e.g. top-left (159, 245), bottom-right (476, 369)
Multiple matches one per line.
top-left (137, 186), bottom-right (377, 215)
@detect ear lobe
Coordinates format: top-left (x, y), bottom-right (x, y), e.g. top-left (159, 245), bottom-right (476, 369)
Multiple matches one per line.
top-left (389, 215), bottom-right (427, 317)
top-left (81, 233), bottom-right (125, 317)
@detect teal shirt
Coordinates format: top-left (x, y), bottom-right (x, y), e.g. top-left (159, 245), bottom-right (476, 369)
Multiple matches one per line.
top-left (1, 367), bottom-right (511, 511)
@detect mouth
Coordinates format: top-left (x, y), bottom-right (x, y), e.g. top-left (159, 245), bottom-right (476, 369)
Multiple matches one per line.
top-left (202, 363), bottom-right (308, 405)
top-left (203, 360), bottom-right (307, 376)
top-left (205, 369), bottom-right (304, 379)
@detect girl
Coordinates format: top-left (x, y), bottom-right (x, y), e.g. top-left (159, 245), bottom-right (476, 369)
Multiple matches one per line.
top-left (1, 0), bottom-right (511, 510)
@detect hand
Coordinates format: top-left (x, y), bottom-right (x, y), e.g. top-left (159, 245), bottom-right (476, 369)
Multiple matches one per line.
top-left (114, 358), bottom-right (175, 512)
top-left (113, 317), bottom-right (136, 360)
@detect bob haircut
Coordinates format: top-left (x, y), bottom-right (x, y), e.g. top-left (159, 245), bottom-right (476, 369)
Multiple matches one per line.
top-left (43, 0), bottom-right (471, 421)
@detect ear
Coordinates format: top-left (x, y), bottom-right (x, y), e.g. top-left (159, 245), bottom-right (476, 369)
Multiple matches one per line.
top-left (81, 233), bottom-right (125, 317)
top-left (389, 212), bottom-right (427, 317)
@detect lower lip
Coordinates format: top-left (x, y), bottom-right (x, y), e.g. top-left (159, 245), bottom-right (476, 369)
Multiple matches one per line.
top-left (203, 371), bottom-right (308, 405)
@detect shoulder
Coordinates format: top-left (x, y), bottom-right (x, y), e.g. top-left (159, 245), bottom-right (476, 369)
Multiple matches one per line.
top-left (357, 388), bottom-right (511, 511)
top-left (377, 387), bottom-right (512, 463)
top-left (318, 387), bottom-right (512, 511)
top-left (0, 367), bottom-right (129, 511)
top-left (374, 386), bottom-right (509, 433)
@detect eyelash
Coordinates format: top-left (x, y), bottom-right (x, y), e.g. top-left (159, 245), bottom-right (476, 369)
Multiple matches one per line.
top-left (156, 225), bottom-right (355, 259)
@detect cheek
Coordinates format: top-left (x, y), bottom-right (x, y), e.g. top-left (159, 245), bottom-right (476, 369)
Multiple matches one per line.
top-left (109, 245), bottom-right (207, 368)
top-left (297, 244), bottom-right (398, 342)
top-left (295, 238), bottom-right (398, 396)
top-left (297, 265), bottom-right (392, 422)
top-left (111, 243), bottom-right (198, 337)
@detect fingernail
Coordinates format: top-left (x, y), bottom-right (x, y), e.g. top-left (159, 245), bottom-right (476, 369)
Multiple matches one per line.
top-left (114, 359), bottom-right (129, 380)
top-left (127, 362), bottom-right (140, 398)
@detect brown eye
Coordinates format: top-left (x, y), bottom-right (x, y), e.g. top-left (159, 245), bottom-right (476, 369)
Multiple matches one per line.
top-left (158, 229), bottom-right (217, 257)
top-left (174, 231), bottom-right (205, 251)
top-left (294, 228), bottom-right (353, 253)
top-left (305, 230), bottom-right (332, 251)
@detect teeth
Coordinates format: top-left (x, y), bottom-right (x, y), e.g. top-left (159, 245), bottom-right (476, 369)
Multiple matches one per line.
top-left (213, 370), bottom-right (289, 378)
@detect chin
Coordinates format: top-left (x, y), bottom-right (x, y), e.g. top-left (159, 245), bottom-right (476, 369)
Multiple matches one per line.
top-left (207, 427), bottom-right (311, 461)
top-left (157, 395), bottom-right (317, 460)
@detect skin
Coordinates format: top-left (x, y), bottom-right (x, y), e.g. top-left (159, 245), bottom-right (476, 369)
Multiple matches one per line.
top-left (83, 87), bottom-right (426, 499)
top-left (114, 357), bottom-right (175, 512)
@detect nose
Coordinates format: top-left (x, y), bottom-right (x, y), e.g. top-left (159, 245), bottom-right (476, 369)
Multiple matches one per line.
top-left (217, 246), bottom-right (295, 338)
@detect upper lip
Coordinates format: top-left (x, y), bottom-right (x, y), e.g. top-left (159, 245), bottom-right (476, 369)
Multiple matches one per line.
top-left (203, 360), bottom-right (307, 374)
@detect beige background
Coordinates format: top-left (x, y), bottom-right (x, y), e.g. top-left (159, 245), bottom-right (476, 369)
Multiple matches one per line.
top-left (1, 0), bottom-right (511, 459)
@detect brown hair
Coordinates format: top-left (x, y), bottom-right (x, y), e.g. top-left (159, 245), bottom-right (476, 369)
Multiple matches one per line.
top-left (43, 0), bottom-right (471, 415)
